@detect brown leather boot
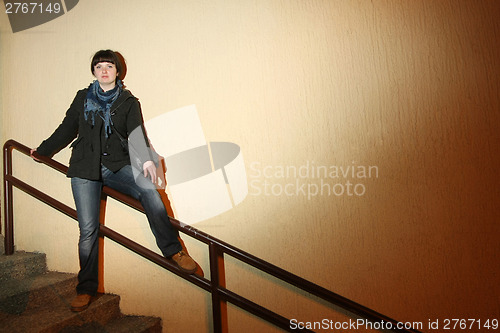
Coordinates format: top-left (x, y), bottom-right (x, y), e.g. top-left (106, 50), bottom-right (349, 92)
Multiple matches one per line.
top-left (70, 294), bottom-right (92, 312)
top-left (171, 251), bottom-right (197, 274)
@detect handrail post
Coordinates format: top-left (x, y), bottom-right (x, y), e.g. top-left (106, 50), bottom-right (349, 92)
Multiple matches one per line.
top-left (209, 242), bottom-right (228, 333)
top-left (3, 142), bottom-right (15, 255)
top-left (98, 192), bottom-right (108, 294)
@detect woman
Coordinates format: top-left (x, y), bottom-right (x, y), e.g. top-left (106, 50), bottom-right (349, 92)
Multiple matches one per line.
top-left (31, 50), bottom-right (197, 312)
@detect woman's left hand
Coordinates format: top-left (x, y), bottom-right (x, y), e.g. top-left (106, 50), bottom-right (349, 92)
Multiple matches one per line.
top-left (143, 160), bottom-right (157, 184)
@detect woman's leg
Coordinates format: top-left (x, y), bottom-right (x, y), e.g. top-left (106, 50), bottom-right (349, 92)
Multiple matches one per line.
top-left (102, 165), bottom-right (183, 257)
top-left (71, 177), bottom-right (103, 296)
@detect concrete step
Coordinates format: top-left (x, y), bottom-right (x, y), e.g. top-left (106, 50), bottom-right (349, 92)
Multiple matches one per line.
top-left (59, 315), bottom-right (163, 333)
top-left (0, 251), bottom-right (162, 332)
top-left (0, 271), bottom-right (76, 315)
top-left (0, 293), bottom-right (122, 333)
top-left (0, 252), bottom-right (47, 283)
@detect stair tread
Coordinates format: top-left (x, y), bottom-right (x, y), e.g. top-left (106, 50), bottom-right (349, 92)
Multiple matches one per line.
top-left (105, 315), bottom-right (162, 333)
top-left (0, 252), bottom-right (46, 282)
top-left (0, 250), bottom-right (163, 332)
top-left (0, 251), bottom-right (44, 263)
top-left (0, 294), bottom-right (122, 333)
top-left (58, 315), bottom-right (162, 333)
top-left (0, 251), bottom-right (46, 268)
top-left (0, 270), bottom-right (76, 299)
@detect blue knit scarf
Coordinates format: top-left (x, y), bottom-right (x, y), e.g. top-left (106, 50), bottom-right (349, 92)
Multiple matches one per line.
top-left (84, 80), bottom-right (123, 138)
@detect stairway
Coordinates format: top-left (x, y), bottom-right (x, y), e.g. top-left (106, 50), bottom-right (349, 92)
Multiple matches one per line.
top-left (0, 240), bottom-right (162, 333)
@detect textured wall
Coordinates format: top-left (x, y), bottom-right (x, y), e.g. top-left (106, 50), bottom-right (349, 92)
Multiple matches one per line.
top-left (1, 1), bottom-right (499, 332)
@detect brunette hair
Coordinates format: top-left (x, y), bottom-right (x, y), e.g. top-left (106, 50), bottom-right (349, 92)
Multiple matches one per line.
top-left (90, 49), bottom-right (123, 77)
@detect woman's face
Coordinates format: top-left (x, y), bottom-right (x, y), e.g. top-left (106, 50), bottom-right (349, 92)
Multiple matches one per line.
top-left (93, 62), bottom-right (119, 90)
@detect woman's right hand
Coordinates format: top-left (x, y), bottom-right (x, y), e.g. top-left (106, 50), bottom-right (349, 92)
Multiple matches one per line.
top-left (30, 149), bottom-right (41, 162)
top-left (143, 160), bottom-right (157, 184)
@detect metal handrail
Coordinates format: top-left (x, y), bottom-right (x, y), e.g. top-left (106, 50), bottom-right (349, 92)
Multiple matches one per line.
top-left (3, 139), bottom-right (420, 333)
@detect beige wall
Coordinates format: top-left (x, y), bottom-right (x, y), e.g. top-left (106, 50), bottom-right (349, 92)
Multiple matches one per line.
top-left (1, 1), bottom-right (499, 332)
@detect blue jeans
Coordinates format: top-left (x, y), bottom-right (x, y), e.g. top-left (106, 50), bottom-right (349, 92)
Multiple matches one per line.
top-left (71, 164), bottom-right (182, 295)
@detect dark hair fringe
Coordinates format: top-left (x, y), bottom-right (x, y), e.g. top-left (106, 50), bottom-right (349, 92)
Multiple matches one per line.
top-left (90, 49), bottom-right (122, 75)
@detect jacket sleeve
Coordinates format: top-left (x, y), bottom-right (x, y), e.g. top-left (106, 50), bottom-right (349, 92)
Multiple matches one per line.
top-left (36, 90), bottom-right (84, 157)
top-left (126, 98), bottom-right (159, 166)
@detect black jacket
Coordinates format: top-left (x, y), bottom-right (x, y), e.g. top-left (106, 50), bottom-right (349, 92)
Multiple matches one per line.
top-left (37, 88), bottom-right (155, 180)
